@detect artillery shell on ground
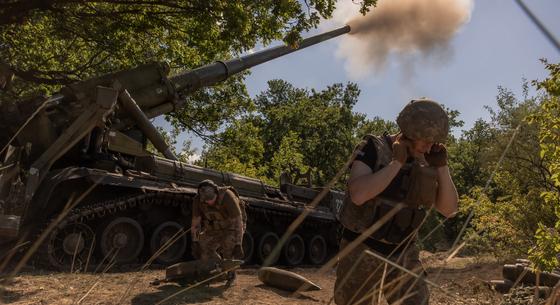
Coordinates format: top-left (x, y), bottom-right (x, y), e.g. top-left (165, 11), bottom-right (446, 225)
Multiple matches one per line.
top-left (160, 259), bottom-right (243, 285)
top-left (258, 266), bottom-right (321, 292)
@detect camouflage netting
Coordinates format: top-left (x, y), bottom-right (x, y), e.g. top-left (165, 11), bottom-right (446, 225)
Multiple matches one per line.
top-left (396, 99), bottom-right (449, 143)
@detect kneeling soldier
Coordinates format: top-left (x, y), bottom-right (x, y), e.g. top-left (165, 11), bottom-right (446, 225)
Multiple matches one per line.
top-left (191, 180), bottom-right (245, 286)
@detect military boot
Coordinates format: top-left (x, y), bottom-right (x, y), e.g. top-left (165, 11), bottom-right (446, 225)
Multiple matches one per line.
top-left (224, 271), bottom-right (237, 288)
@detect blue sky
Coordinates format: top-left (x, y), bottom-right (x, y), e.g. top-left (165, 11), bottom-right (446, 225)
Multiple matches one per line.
top-left (166, 0), bottom-right (560, 158)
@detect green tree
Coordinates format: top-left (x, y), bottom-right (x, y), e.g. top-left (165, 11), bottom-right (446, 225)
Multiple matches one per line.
top-left (442, 119), bottom-right (495, 247)
top-left (1, 1), bottom-right (377, 139)
top-left (448, 119), bottom-right (494, 195)
top-left (176, 138), bottom-right (198, 164)
top-left (0, 1), bottom-right (376, 95)
top-left (528, 61), bottom-right (560, 271)
top-left (355, 116), bottom-right (398, 138)
top-left (201, 80), bottom-right (367, 186)
top-left (255, 80), bottom-right (364, 184)
top-left (451, 80), bottom-right (558, 260)
top-left (269, 131), bottom-right (310, 182)
top-left (198, 119), bottom-right (268, 181)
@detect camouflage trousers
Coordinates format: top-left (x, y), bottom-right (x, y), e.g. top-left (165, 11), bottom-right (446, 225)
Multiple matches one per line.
top-left (198, 229), bottom-right (240, 261)
top-left (334, 238), bottom-right (429, 305)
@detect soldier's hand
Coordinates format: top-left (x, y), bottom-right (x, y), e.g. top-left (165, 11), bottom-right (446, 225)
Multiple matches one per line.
top-left (232, 244), bottom-right (244, 260)
top-left (190, 226), bottom-right (199, 243)
top-left (425, 143), bottom-right (448, 167)
top-left (392, 135), bottom-right (410, 165)
top-left (191, 241), bottom-right (201, 259)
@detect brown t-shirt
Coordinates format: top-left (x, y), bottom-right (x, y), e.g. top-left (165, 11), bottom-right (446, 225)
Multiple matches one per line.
top-left (192, 188), bottom-right (241, 221)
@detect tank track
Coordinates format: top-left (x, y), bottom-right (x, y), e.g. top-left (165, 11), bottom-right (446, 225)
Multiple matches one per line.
top-left (35, 192), bottom-right (189, 270)
top-left (244, 198), bottom-right (338, 241)
top-left (34, 191), bottom-right (337, 270)
top-left (243, 199), bottom-right (339, 265)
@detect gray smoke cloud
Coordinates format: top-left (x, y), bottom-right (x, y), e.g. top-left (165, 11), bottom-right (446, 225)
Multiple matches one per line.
top-left (333, 0), bottom-right (473, 79)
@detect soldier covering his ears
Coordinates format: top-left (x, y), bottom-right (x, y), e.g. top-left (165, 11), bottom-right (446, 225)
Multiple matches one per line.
top-left (191, 179), bottom-right (245, 286)
top-left (334, 99), bottom-right (459, 305)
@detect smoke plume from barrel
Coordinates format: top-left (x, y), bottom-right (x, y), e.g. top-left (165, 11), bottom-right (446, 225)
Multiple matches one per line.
top-left (333, 0), bottom-right (473, 79)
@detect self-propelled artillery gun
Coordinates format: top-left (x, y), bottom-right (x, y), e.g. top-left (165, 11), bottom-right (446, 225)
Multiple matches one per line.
top-left (0, 26), bottom-right (349, 270)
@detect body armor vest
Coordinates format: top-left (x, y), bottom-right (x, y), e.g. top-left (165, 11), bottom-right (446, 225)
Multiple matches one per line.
top-left (200, 187), bottom-right (246, 231)
top-left (338, 134), bottom-right (438, 245)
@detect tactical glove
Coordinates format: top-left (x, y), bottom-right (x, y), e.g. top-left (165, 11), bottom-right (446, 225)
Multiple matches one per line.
top-left (425, 143), bottom-right (448, 167)
top-left (191, 241), bottom-right (202, 259)
top-left (392, 135), bottom-right (410, 165)
top-left (232, 244), bottom-right (244, 260)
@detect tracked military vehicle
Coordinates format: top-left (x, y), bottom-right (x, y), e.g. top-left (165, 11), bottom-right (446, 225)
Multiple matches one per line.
top-left (0, 26), bottom-right (349, 270)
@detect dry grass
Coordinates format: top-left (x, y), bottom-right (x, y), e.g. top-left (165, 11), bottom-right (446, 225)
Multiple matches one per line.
top-left (0, 253), bottom-right (505, 305)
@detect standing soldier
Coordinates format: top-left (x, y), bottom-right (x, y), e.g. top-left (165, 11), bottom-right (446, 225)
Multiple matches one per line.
top-left (190, 179), bottom-right (245, 286)
top-left (334, 99), bottom-right (459, 305)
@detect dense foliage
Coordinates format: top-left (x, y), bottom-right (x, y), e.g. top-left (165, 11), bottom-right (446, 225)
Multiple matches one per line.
top-left (0, 0), bottom-right (376, 136)
top-left (450, 66), bottom-right (559, 270)
top-left (528, 61), bottom-right (560, 271)
top-left (198, 80), bottom-right (374, 187)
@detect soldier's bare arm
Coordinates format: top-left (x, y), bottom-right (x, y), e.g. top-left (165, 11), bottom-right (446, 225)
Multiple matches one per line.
top-left (347, 160), bottom-right (403, 205)
top-left (434, 166), bottom-right (459, 218)
top-left (348, 135), bottom-right (412, 205)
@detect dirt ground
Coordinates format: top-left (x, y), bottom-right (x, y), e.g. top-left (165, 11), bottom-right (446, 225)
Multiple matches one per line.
top-left (0, 252), bottom-right (505, 305)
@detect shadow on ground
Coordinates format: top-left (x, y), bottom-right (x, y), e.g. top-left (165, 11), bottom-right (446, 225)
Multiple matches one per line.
top-left (255, 284), bottom-right (320, 302)
top-left (131, 284), bottom-right (225, 305)
top-left (0, 286), bottom-right (37, 304)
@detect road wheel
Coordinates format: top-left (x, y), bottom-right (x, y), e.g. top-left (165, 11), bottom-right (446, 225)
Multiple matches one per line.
top-left (149, 221), bottom-right (186, 265)
top-left (307, 234), bottom-right (327, 265)
top-left (242, 231), bottom-right (254, 263)
top-left (47, 222), bottom-right (95, 271)
top-left (283, 234), bottom-right (305, 266)
top-left (257, 232), bottom-right (279, 266)
top-left (99, 217), bottom-right (144, 264)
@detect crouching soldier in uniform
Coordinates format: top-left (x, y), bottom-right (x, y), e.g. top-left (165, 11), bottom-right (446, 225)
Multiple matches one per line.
top-left (334, 99), bottom-right (459, 305)
top-left (190, 179), bottom-right (245, 286)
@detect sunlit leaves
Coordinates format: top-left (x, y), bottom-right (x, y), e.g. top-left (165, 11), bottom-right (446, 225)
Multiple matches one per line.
top-left (528, 60), bottom-right (560, 271)
top-left (1, 0), bottom-right (376, 101)
top-left (448, 75), bottom-right (558, 264)
top-left (201, 80), bottom-right (369, 186)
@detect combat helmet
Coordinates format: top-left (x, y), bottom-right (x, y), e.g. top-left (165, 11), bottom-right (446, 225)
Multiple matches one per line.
top-left (198, 179), bottom-right (219, 202)
top-left (396, 98), bottom-right (449, 143)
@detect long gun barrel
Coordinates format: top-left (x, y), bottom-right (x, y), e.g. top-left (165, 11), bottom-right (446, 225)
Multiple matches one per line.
top-left (35, 25), bottom-right (351, 129)
top-left (128, 25), bottom-right (351, 120)
top-left (173, 25), bottom-right (350, 92)
top-left (156, 25), bottom-right (351, 118)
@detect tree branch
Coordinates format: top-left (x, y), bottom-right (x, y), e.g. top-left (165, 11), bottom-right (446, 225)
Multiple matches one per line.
top-left (13, 68), bottom-right (75, 85)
